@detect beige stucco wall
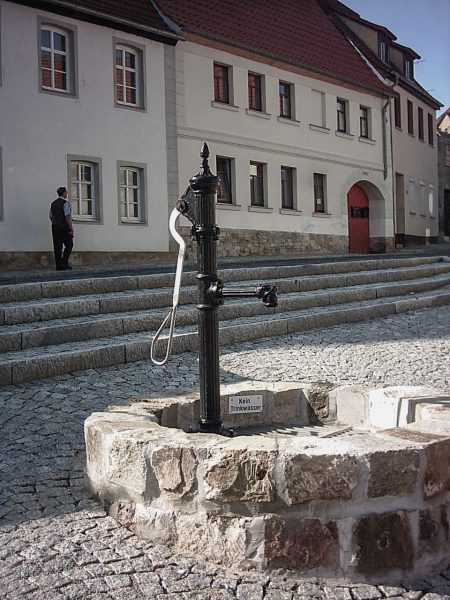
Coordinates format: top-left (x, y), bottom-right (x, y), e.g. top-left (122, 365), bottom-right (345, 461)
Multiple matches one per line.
top-left (174, 41), bottom-right (394, 249)
top-left (391, 85), bottom-right (439, 240)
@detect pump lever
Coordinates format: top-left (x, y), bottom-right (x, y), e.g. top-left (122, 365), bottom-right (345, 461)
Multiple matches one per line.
top-left (214, 283), bottom-right (278, 307)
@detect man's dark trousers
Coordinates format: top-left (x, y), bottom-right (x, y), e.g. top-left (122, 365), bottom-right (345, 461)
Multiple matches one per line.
top-left (52, 225), bottom-right (73, 267)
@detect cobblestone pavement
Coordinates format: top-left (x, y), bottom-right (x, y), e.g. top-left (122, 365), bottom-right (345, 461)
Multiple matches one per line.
top-left (1, 306), bottom-right (449, 599)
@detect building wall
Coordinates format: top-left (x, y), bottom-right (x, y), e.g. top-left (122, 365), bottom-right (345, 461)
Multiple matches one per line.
top-left (0, 1), bottom-right (170, 261)
top-left (391, 85), bottom-right (439, 242)
top-left (437, 131), bottom-right (450, 241)
top-left (174, 41), bottom-right (393, 254)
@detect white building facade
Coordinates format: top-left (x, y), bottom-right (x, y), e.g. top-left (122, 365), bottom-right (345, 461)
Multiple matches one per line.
top-left (170, 36), bottom-right (394, 257)
top-left (0, 0), bottom-right (178, 268)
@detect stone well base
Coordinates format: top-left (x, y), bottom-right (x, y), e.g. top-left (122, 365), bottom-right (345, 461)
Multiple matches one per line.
top-left (85, 381), bottom-right (450, 583)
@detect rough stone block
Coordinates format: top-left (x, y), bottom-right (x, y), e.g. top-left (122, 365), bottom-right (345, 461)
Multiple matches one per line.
top-left (264, 516), bottom-right (339, 572)
top-left (279, 450), bottom-right (359, 505)
top-left (354, 511), bottom-right (413, 574)
top-left (203, 439), bottom-right (277, 503)
top-left (423, 439), bottom-right (450, 499)
top-left (272, 382), bottom-right (302, 424)
top-left (367, 449), bottom-right (420, 497)
top-left (333, 386), bottom-right (367, 426)
top-left (0, 282), bottom-right (42, 303)
top-left (419, 505), bottom-right (450, 557)
top-left (177, 396), bottom-right (200, 430)
top-left (368, 386), bottom-right (440, 429)
top-left (150, 443), bottom-right (197, 497)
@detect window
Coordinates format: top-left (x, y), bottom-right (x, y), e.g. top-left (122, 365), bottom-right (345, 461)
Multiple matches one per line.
top-left (407, 178), bottom-right (416, 213)
top-left (250, 162), bottom-right (264, 206)
top-left (379, 37), bottom-right (390, 63)
top-left (119, 166), bottom-right (145, 222)
top-left (40, 26), bottom-right (71, 93)
top-left (418, 107), bottom-right (424, 140)
top-left (360, 106), bottom-right (369, 138)
top-left (407, 100), bottom-right (414, 135)
top-left (281, 166), bottom-right (294, 209)
top-left (279, 82), bottom-right (292, 118)
top-left (69, 161), bottom-right (99, 219)
top-left (313, 173), bottom-right (326, 213)
top-left (394, 96), bottom-right (402, 129)
top-left (445, 143), bottom-right (450, 167)
top-left (428, 113), bottom-right (434, 146)
top-left (248, 73), bottom-right (262, 111)
top-left (216, 157), bottom-right (233, 204)
top-left (428, 185), bottom-right (434, 217)
top-left (214, 63), bottom-right (230, 104)
top-left (419, 182), bottom-right (426, 216)
top-left (404, 58), bottom-right (414, 80)
top-left (115, 44), bottom-right (143, 108)
top-left (337, 98), bottom-right (348, 133)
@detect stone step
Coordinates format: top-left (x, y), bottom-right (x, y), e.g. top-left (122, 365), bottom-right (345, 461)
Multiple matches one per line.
top-left (1, 260), bottom-right (449, 326)
top-left (1, 274), bottom-right (449, 353)
top-left (0, 255), bottom-right (441, 304)
top-left (0, 285), bottom-right (449, 386)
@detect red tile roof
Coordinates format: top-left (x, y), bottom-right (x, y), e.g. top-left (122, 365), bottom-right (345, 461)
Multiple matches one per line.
top-left (32, 0), bottom-right (178, 39)
top-left (155, 0), bottom-right (391, 95)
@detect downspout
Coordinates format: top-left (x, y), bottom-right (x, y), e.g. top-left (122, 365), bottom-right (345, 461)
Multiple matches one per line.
top-left (384, 95), bottom-right (396, 249)
top-left (382, 97), bottom-right (390, 180)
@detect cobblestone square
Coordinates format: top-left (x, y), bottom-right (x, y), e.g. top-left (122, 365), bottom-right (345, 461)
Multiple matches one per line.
top-left (1, 306), bottom-right (449, 598)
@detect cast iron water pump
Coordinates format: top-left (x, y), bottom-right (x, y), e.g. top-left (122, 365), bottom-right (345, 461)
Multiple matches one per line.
top-left (152, 143), bottom-right (277, 434)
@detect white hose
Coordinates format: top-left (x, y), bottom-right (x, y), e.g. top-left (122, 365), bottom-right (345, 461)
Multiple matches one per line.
top-left (150, 207), bottom-right (186, 365)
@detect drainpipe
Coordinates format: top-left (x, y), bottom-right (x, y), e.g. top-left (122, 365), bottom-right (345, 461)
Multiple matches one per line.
top-left (383, 96), bottom-right (396, 251)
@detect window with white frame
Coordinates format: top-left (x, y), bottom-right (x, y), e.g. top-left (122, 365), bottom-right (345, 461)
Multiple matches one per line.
top-left (281, 166), bottom-right (295, 209)
top-left (250, 162), bottom-right (265, 206)
top-left (407, 178), bottom-right (416, 214)
top-left (419, 182), bottom-right (426, 216)
top-left (428, 185), bottom-right (434, 217)
top-left (336, 98), bottom-right (348, 133)
top-left (69, 161), bottom-right (98, 219)
top-left (313, 173), bottom-right (326, 213)
top-left (119, 166), bottom-right (144, 222)
top-left (216, 157), bottom-right (233, 204)
top-left (115, 45), bottom-right (143, 108)
top-left (360, 106), bottom-right (370, 138)
top-left (40, 26), bottom-right (71, 93)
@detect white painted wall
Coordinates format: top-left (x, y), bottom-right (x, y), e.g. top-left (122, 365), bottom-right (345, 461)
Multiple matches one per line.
top-left (175, 41), bottom-right (393, 242)
top-left (0, 1), bottom-right (169, 253)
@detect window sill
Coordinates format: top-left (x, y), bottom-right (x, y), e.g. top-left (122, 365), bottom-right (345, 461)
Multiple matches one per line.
top-left (418, 138), bottom-right (425, 143)
top-left (312, 211), bottom-right (331, 218)
top-left (279, 208), bottom-right (302, 215)
top-left (358, 137), bottom-right (376, 145)
top-left (408, 133), bottom-right (415, 138)
top-left (121, 219), bottom-right (146, 225)
top-left (246, 109), bottom-right (271, 119)
top-left (395, 126), bottom-right (403, 132)
top-left (216, 203), bottom-right (241, 211)
top-left (248, 206), bottom-right (273, 213)
top-left (116, 102), bottom-right (146, 113)
top-left (409, 210), bottom-right (416, 215)
top-left (40, 87), bottom-right (77, 99)
top-left (72, 217), bottom-right (100, 224)
top-left (211, 101), bottom-right (239, 112)
top-left (309, 124), bottom-right (330, 134)
top-left (277, 116), bottom-right (300, 126)
top-left (335, 131), bottom-right (354, 140)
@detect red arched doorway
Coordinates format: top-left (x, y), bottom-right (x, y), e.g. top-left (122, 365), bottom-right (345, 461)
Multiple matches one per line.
top-left (348, 184), bottom-right (369, 253)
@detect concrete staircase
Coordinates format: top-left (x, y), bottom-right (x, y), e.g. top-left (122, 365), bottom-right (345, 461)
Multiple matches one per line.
top-left (1, 255), bottom-right (449, 386)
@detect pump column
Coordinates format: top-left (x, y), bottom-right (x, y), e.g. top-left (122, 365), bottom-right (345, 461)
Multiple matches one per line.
top-left (189, 144), bottom-right (222, 433)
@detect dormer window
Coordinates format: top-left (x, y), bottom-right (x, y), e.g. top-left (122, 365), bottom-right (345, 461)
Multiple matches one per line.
top-left (404, 58), bottom-right (414, 80)
top-left (378, 36), bottom-right (390, 64)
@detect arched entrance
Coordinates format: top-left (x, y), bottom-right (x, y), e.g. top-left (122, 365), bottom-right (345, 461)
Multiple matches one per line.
top-left (348, 184), bottom-right (369, 253)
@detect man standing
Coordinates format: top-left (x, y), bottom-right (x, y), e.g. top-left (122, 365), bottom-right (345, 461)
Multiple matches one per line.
top-left (49, 186), bottom-right (74, 270)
